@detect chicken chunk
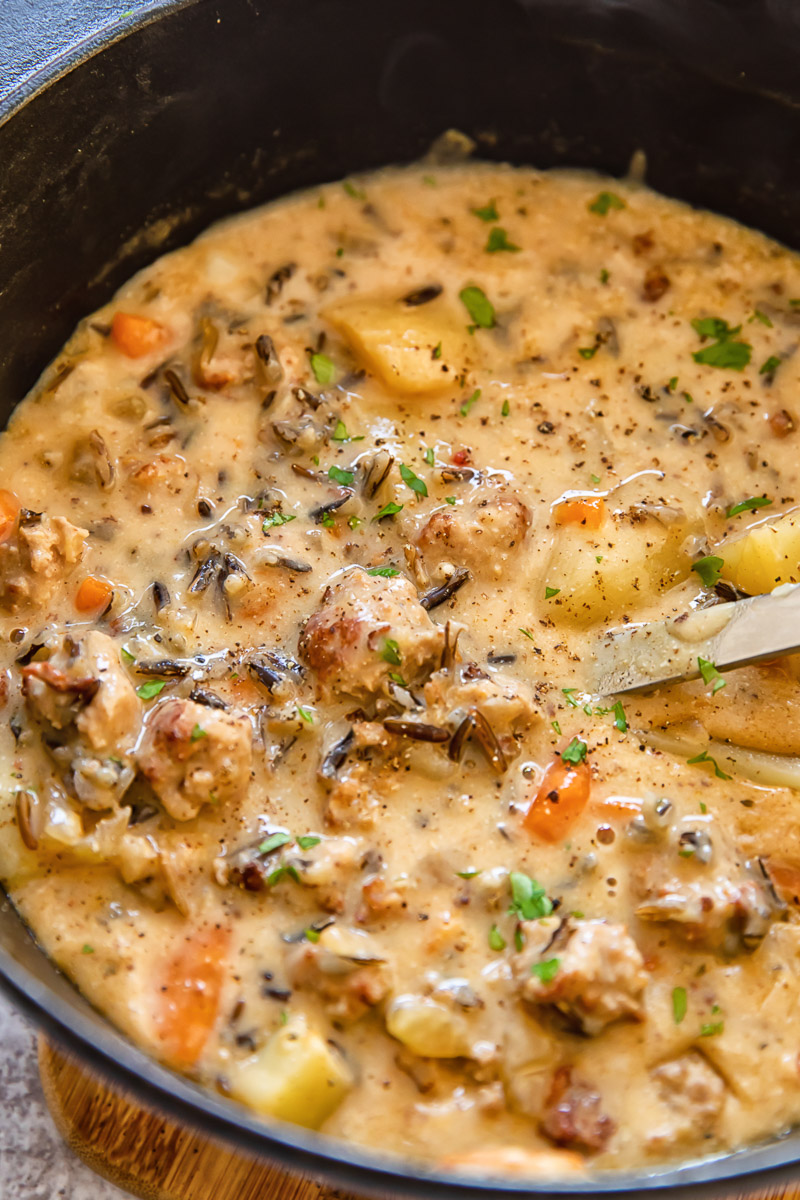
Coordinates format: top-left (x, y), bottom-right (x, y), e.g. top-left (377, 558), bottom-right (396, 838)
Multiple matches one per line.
top-left (541, 1065), bottom-right (615, 1152)
top-left (22, 631), bottom-right (141, 809)
top-left (424, 665), bottom-right (539, 766)
top-left (647, 1052), bottom-right (726, 1153)
top-left (417, 494), bottom-right (530, 578)
top-left (285, 925), bottom-right (390, 1024)
top-left (138, 697), bottom-right (252, 820)
top-left (299, 569), bottom-right (444, 700)
top-left (0, 514), bottom-right (87, 612)
top-left (513, 917), bottom-right (648, 1035)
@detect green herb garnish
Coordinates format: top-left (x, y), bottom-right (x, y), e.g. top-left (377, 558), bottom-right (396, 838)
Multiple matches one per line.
top-left (760, 355), bottom-right (781, 376)
top-left (599, 268), bottom-right (610, 284)
top-left (578, 345), bottom-right (598, 360)
top-left (472, 200), bottom-right (499, 222)
top-left (545, 586), bottom-right (560, 599)
top-left (726, 495), bottom-right (772, 518)
top-left (488, 924), bottom-right (507, 951)
top-left (373, 501), bottom-right (403, 521)
top-left (531, 957), bottom-right (560, 983)
top-left (297, 835), bottom-right (321, 850)
top-left (700, 1020), bottom-right (724, 1037)
top-left (460, 388), bottom-right (481, 417)
top-left (519, 628), bottom-right (535, 640)
top-left (399, 463), bottom-right (428, 497)
top-left (672, 986), bottom-right (687, 1024)
top-left (698, 656), bottom-right (726, 695)
top-left (459, 286), bottom-right (496, 329)
top-left (551, 719), bottom-right (562, 735)
top-left (501, 399), bottom-right (510, 417)
top-left (81, 944), bottom-right (95, 955)
top-left (120, 647), bottom-right (135, 665)
top-left (381, 638), bottom-right (402, 666)
top-left (751, 309), bottom-right (773, 327)
top-left (190, 724), bottom-right (207, 742)
top-left (432, 341), bottom-right (442, 360)
top-left (328, 465), bottom-right (354, 487)
top-left (305, 927), bottom-right (320, 943)
top-left (561, 737), bottom-right (588, 765)
top-left (486, 227), bottom-right (520, 253)
top-left (687, 750), bottom-right (731, 780)
top-left (263, 511), bottom-right (296, 530)
top-left (331, 419), bottom-right (364, 443)
top-left (692, 555), bottom-right (724, 587)
top-left (296, 706), bottom-right (314, 724)
top-left (366, 566), bottom-right (401, 577)
top-left (589, 191), bottom-right (625, 215)
top-left (691, 317), bottom-right (752, 371)
top-left (309, 352), bottom-right (338, 385)
top-left (561, 687), bottom-right (580, 708)
top-left (136, 680), bottom-right (166, 701)
top-left (343, 180), bottom-right (366, 200)
top-left (424, 447), bottom-right (435, 466)
top-left (259, 831), bottom-right (292, 854)
top-left (508, 872), bottom-right (553, 921)
top-left (613, 700), bottom-right (627, 732)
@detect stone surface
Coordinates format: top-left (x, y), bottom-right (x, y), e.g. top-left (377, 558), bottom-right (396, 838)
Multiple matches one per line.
top-left (0, 991), bottom-right (127, 1199)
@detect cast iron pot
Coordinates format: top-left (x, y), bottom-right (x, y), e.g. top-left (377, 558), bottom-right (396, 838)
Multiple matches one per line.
top-left (3, 1), bottom-right (800, 1195)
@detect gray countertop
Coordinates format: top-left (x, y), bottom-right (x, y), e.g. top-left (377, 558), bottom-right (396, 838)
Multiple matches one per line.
top-left (0, 992), bottom-right (127, 1199)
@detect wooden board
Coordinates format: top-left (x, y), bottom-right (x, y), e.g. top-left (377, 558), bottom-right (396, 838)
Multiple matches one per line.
top-left (37, 1036), bottom-right (800, 1200)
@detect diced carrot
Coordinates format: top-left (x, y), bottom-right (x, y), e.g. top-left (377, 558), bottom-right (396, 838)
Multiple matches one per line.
top-left (75, 575), bottom-right (113, 613)
top-left (154, 926), bottom-right (229, 1068)
top-left (0, 490), bottom-right (19, 544)
top-left (554, 496), bottom-right (606, 530)
top-left (110, 311), bottom-right (169, 358)
top-left (523, 756), bottom-right (591, 842)
top-left (451, 448), bottom-right (471, 466)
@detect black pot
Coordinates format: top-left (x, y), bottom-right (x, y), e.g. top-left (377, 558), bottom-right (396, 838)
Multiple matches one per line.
top-left (2, 2), bottom-right (800, 1195)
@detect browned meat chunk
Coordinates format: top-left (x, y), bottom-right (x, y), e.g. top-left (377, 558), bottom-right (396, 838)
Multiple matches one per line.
top-left (285, 925), bottom-right (390, 1023)
top-left (0, 514), bottom-right (87, 612)
top-left (23, 631), bottom-right (141, 809)
top-left (647, 1052), bottom-right (726, 1152)
top-left (138, 697), bottom-right (252, 820)
top-left (299, 569), bottom-right (444, 700)
top-left (417, 493), bottom-right (530, 577)
top-left (541, 1065), bottom-right (615, 1152)
top-left (513, 917), bottom-right (648, 1035)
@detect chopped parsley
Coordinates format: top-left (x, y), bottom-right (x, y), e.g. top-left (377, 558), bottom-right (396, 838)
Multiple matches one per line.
top-left (424, 447), bottom-right (435, 466)
top-left (259, 831), bottom-right (292, 854)
top-left (668, 375), bottom-right (678, 391)
top-left (472, 200), bottom-right (499, 222)
top-left (460, 388), bottom-right (481, 417)
top-left (531, 957), bottom-right (560, 983)
top-left (698, 656), bottom-right (726, 695)
top-left (445, 496), bottom-right (456, 505)
top-left (672, 986), bottom-right (687, 1024)
top-left (561, 737), bottom-right (588, 765)
top-left (687, 750), bottom-right (731, 780)
top-left (309, 352), bottom-right (338, 385)
top-left (700, 1020), bottom-right (724, 1037)
top-left (692, 555), bottom-right (724, 587)
top-left (589, 191), bottom-right (625, 215)
top-left (488, 924), bottom-right (507, 952)
top-left (561, 687), bottom-right (580, 708)
top-left (519, 627), bottom-right (535, 640)
top-left (726, 495), bottom-right (772, 518)
top-left (331, 419), bottom-right (364, 443)
top-left (343, 180), bottom-right (366, 200)
top-left (699, 802), bottom-right (708, 814)
top-left (328, 464), bottom-right (354, 487)
top-left (551, 719), bottom-right (562, 735)
top-left (501, 399), bottom-right (510, 417)
top-left (297, 835), bottom-right (321, 850)
top-left (136, 680), bottom-right (165, 701)
top-left (262, 511), bottom-right (296, 530)
top-left (381, 638), bottom-right (402, 666)
top-left (486, 227), bottom-right (520, 253)
top-left (190, 724), bottom-right (207, 742)
top-left (751, 309), bottom-right (773, 327)
top-left (578, 344), bottom-right (598, 360)
top-left (389, 671), bottom-right (408, 687)
top-left (457, 869), bottom-right (481, 879)
top-left (366, 566), bottom-right (401, 577)
top-left (760, 355), bottom-right (782, 376)
top-left (599, 268), bottom-right (610, 284)
top-left (373, 501), bottom-right (403, 521)
top-left (348, 514), bottom-right (363, 530)
top-left (432, 341), bottom-right (442, 360)
top-left (613, 700), bottom-right (627, 732)
top-left (508, 871), bottom-right (553, 921)
top-left (545, 586), bottom-right (561, 598)
top-left (304, 927), bottom-right (321, 943)
top-left (399, 463), bottom-right (428, 497)
top-left (266, 864), bottom-right (300, 887)
top-left (81, 944), bottom-right (95, 955)
top-left (296, 705), bottom-right (314, 724)
top-left (459, 286), bottom-right (496, 329)
top-left (120, 646), bottom-right (135, 665)
top-left (691, 317), bottom-right (752, 371)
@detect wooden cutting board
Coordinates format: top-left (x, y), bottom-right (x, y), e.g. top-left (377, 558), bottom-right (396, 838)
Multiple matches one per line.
top-left (37, 1036), bottom-right (800, 1200)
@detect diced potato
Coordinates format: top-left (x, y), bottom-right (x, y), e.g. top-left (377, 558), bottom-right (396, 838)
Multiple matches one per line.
top-left (543, 514), bottom-right (691, 626)
top-left (227, 1015), bottom-right (353, 1128)
top-left (323, 295), bottom-right (471, 394)
top-left (385, 995), bottom-right (470, 1057)
top-left (719, 511), bottom-right (800, 595)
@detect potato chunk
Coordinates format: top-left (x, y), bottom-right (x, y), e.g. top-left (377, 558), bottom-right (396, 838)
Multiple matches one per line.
top-left (227, 1016), bottom-right (353, 1128)
top-left (324, 294), bottom-right (469, 394)
top-left (720, 510), bottom-right (800, 595)
top-left (543, 511), bottom-right (691, 626)
top-left (385, 995), bottom-right (470, 1058)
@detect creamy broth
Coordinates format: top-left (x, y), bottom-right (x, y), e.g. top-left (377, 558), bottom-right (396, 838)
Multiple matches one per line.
top-left (3, 162), bottom-right (800, 1177)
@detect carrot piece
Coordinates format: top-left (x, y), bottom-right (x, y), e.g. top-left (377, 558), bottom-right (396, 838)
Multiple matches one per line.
top-left (110, 311), bottom-right (169, 358)
top-left (0, 490), bottom-right (19, 544)
top-left (75, 576), bottom-right (113, 612)
top-left (523, 756), bottom-right (591, 842)
top-left (554, 496), bottom-right (606, 530)
top-left (765, 860), bottom-right (800, 904)
top-left (155, 926), bottom-right (229, 1068)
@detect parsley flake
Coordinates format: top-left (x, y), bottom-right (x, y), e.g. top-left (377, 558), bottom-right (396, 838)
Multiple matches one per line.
top-left (460, 388), bottom-right (481, 416)
top-left (589, 191), bottom-right (625, 215)
top-left (691, 317), bottom-right (752, 371)
top-left (190, 724), bottom-right (207, 742)
top-left (519, 627), bottom-right (535, 640)
top-left (488, 924), bottom-right (507, 951)
top-left (692, 555), bottom-right (724, 587)
top-left (760, 355), bottom-right (781, 376)
top-left (613, 700), bottom-right (627, 733)
top-left (445, 496), bottom-right (456, 505)
top-left (561, 687), bottom-right (580, 708)
top-left (331, 419), bottom-right (364, 443)
top-left (381, 638), bottom-right (402, 666)
top-left (472, 200), bottom-right (499, 222)
top-left (531, 957), bottom-right (560, 983)
top-left (348, 515), bottom-right (363, 530)
top-left (578, 344), bottom-right (598, 360)
top-left (700, 1020), bottom-right (724, 1037)
top-left (501, 399), bottom-right (510, 417)
top-left (432, 341), bottom-right (443, 360)
top-left (309, 352), bottom-right (338, 385)
top-left (328, 465), bottom-right (354, 487)
top-left (373, 501), bottom-right (403, 522)
top-left (545, 586), bottom-right (560, 599)
top-left (672, 986), bottom-right (687, 1024)
top-left (687, 750), bottom-right (731, 780)
top-left (457, 869), bottom-right (481, 879)
top-left (561, 737), bottom-right (588, 765)
top-left (726, 495), bottom-right (772, 518)
top-left (508, 872), bottom-right (553, 921)
top-left (424, 447), bottom-right (435, 466)
top-left (486, 227), bottom-right (520, 253)
top-left (459, 286), bottom-right (496, 329)
top-left (297, 835), bottom-right (321, 850)
top-left (399, 463), bottom-right (428, 497)
top-left (296, 705), bottom-right (314, 724)
top-left (599, 268), bottom-right (610, 284)
top-left (366, 566), bottom-right (401, 577)
top-left (698, 656), bottom-right (726, 695)
top-left (305, 927), bottom-right (321, 943)
top-left (668, 376), bottom-right (678, 391)
top-left (263, 511), bottom-right (296, 531)
top-left (81, 944), bottom-right (95, 955)
top-left (551, 719), bottom-right (562, 735)
top-left (136, 680), bottom-right (166, 701)
top-left (120, 647), bottom-right (135, 665)
top-left (343, 180), bottom-right (366, 200)
top-left (259, 831), bottom-right (292, 854)
top-left (751, 309), bottom-right (773, 327)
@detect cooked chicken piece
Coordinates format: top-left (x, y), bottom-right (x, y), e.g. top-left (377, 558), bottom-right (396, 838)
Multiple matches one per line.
top-left (286, 925), bottom-right (390, 1023)
top-left (541, 1065), bottom-right (615, 1152)
top-left (417, 494), bottom-right (530, 578)
top-left (424, 666), bottom-right (539, 759)
top-left (138, 697), bottom-right (252, 821)
top-left (22, 631), bottom-right (141, 809)
top-left (0, 514), bottom-right (87, 612)
top-left (647, 1052), bottom-right (726, 1152)
top-left (513, 917), bottom-right (648, 1035)
top-left (299, 568), bottom-right (444, 700)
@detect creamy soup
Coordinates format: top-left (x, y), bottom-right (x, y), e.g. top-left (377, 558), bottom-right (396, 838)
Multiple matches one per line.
top-left (4, 160), bottom-right (800, 1178)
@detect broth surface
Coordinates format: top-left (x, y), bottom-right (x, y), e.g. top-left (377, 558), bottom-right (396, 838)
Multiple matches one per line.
top-left (3, 162), bottom-right (800, 1176)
